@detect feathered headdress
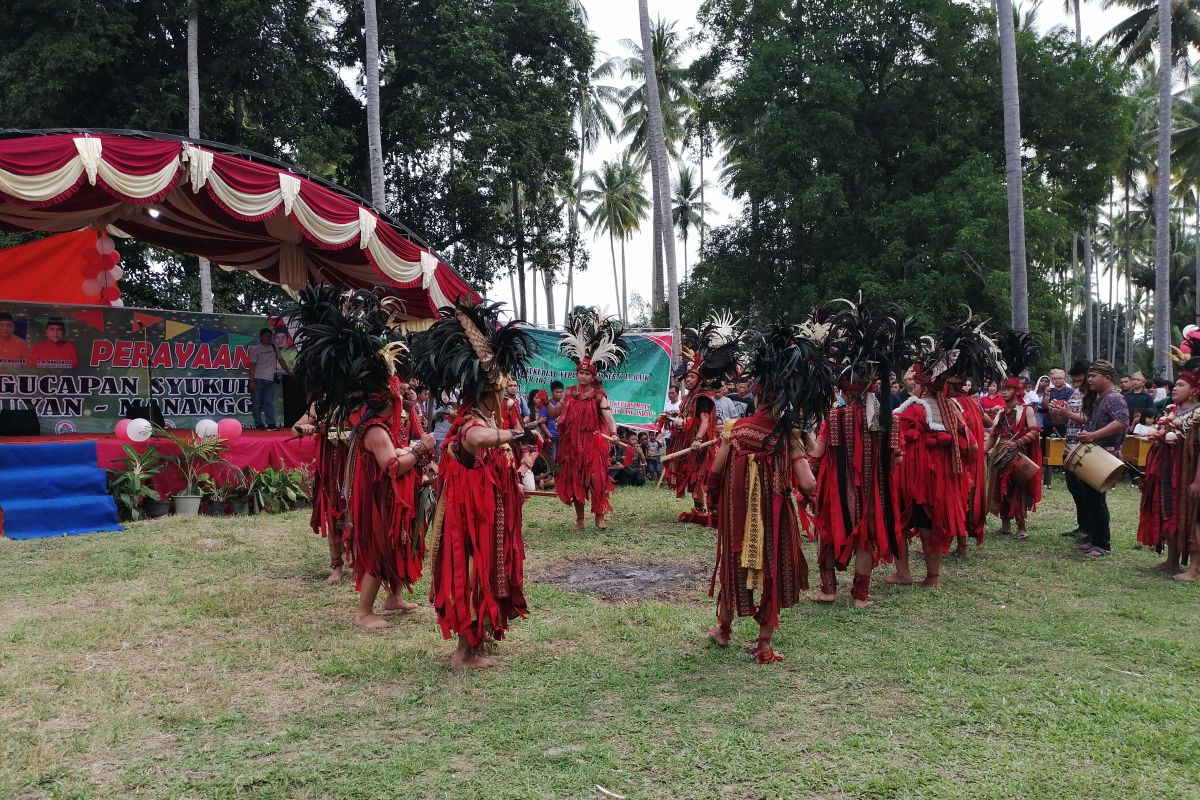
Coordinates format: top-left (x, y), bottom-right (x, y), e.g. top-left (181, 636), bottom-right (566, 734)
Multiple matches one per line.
top-left (922, 313), bottom-right (1006, 388)
top-left (748, 324), bottom-right (835, 433)
top-left (411, 297), bottom-right (534, 406)
top-left (290, 284), bottom-right (411, 426)
top-left (997, 330), bottom-right (1039, 390)
top-left (818, 298), bottom-right (913, 389)
top-left (560, 307), bottom-right (628, 377)
top-left (674, 310), bottom-right (745, 386)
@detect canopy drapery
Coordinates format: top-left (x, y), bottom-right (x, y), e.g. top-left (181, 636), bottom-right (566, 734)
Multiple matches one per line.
top-left (0, 131), bottom-right (471, 322)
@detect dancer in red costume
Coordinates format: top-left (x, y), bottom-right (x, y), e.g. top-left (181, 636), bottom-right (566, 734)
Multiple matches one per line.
top-left (292, 286), bottom-right (435, 630)
top-left (985, 331), bottom-right (1042, 540)
top-left (947, 377), bottom-right (986, 557)
top-left (544, 308), bottom-right (627, 530)
top-left (660, 312), bottom-right (744, 525)
top-left (1138, 368), bottom-right (1200, 566)
top-left (805, 301), bottom-right (910, 608)
top-left (292, 403), bottom-right (350, 584)
top-left (707, 325), bottom-right (832, 662)
top-left (888, 321), bottom-right (998, 588)
top-left (413, 298), bottom-right (536, 669)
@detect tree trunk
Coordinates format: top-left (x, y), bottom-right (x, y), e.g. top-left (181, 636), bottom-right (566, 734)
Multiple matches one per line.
top-left (610, 231), bottom-right (620, 316)
top-left (1154, 0), bottom-right (1173, 378)
top-left (996, 0), bottom-right (1030, 332)
top-left (1084, 224), bottom-right (1094, 361)
top-left (187, 3), bottom-right (213, 314)
top-left (543, 265), bottom-right (556, 328)
top-left (511, 173), bottom-right (527, 319)
top-left (651, 190), bottom-right (664, 314)
top-left (620, 236), bottom-right (628, 324)
top-left (531, 261), bottom-right (538, 326)
top-left (1124, 174), bottom-right (1133, 370)
top-left (699, 137), bottom-right (706, 255)
top-left (1195, 189), bottom-right (1200, 325)
top-left (569, 91), bottom-right (586, 324)
top-left (1073, 0), bottom-right (1081, 45)
top-left (640, 0), bottom-right (681, 360)
top-left (681, 228), bottom-right (689, 285)
top-left (364, 0), bottom-right (386, 210)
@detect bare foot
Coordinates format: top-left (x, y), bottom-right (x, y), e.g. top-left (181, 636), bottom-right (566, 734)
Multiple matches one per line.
top-left (707, 624), bottom-right (731, 647)
top-left (921, 574), bottom-right (942, 589)
top-left (595, 515), bottom-right (608, 529)
top-left (882, 574), bottom-right (913, 586)
top-left (953, 541), bottom-right (968, 558)
top-left (1173, 570), bottom-right (1199, 582)
top-left (575, 517), bottom-right (586, 531)
top-left (383, 595), bottom-right (418, 612)
top-left (1150, 560), bottom-right (1177, 572)
top-left (451, 649), bottom-right (498, 671)
top-left (853, 599), bottom-right (872, 609)
top-left (324, 567), bottom-right (345, 585)
top-left (808, 591), bottom-right (837, 603)
top-left (1015, 530), bottom-right (1029, 540)
top-left (353, 612), bottom-right (390, 630)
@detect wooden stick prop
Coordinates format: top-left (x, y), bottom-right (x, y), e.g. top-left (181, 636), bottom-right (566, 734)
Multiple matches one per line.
top-left (659, 437), bottom-right (720, 464)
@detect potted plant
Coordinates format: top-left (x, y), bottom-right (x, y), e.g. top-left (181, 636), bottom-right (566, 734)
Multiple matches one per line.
top-left (160, 428), bottom-right (228, 516)
top-left (246, 466), bottom-right (304, 514)
top-left (106, 444), bottom-right (166, 521)
top-left (196, 473), bottom-right (225, 516)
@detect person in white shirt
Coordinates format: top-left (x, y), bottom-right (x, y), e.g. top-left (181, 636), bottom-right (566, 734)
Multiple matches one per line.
top-left (248, 327), bottom-right (286, 430)
top-left (662, 384), bottom-right (682, 444)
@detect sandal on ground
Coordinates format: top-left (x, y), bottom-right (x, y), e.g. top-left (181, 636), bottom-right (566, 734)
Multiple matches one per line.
top-left (1084, 547), bottom-right (1111, 557)
top-left (1015, 531), bottom-right (1029, 540)
top-left (744, 637), bottom-right (784, 664)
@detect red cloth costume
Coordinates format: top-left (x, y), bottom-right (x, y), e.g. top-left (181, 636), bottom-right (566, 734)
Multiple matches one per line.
top-left (986, 403), bottom-right (1042, 525)
top-left (310, 430), bottom-right (349, 541)
top-left (664, 391), bottom-right (716, 497)
top-left (953, 390), bottom-right (988, 545)
top-left (894, 395), bottom-right (973, 553)
top-left (554, 385), bottom-right (614, 517)
top-left (813, 398), bottom-right (899, 598)
top-left (711, 412), bottom-right (809, 630)
top-left (347, 402), bottom-right (426, 594)
top-left (1137, 403), bottom-right (1199, 551)
top-left (430, 405), bottom-right (528, 647)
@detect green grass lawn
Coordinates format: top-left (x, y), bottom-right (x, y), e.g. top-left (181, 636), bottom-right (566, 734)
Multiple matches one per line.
top-left (1, 480), bottom-right (1198, 799)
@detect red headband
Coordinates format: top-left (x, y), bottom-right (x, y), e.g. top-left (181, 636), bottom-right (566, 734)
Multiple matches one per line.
top-left (1003, 377), bottom-right (1024, 390)
top-left (578, 359), bottom-right (599, 376)
top-left (1182, 370), bottom-right (1200, 390)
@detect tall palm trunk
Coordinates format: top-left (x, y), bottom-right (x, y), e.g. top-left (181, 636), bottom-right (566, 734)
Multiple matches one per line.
top-left (1124, 175), bottom-right (1133, 370)
top-left (1084, 224), bottom-right (1095, 361)
top-left (1195, 189), bottom-right (1200, 325)
top-left (543, 266), bottom-right (556, 328)
top-left (609, 231), bottom-right (621, 318)
top-left (188, 2), bottom-right (213, 314)
top-left (651, 198), bottom-right (664, 314)
top-left (511, 172), bottom-right (527, 319)
top-left (699, 133), bottom-right (706, 255)
top-left (996, 0), bottom-right (1030, 332)
top-left (640, 0), bottom-right (681, 360)
top-left (620, 237), bottom-right (629, 323)
top-left (364, 0), bottom-right (385, 208)
top-left (1073, 0), bottom-right (1081, 45)
top-left (681, 228), bottom-right (689, 284)
top-left (1153, 0), bottom-right (1173, 378)
top-left (568, 92), bottom-right (586, 323)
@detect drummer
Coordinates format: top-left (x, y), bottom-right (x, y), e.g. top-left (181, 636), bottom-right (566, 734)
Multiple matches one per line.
top-left (1050, 360), bottom-right (1128, 558)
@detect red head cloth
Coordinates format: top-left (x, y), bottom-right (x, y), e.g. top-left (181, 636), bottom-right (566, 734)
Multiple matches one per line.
top-left (911, 364), bottom-right (933, 387)
top-left (1181, 370), bottom-right (1200, 390)
top-left (1003, 377), bottom-right (1024, 390)
top-left (578, 358), bottom-right (599, 376)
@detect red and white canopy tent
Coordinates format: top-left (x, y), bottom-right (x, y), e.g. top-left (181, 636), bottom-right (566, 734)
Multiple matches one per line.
top-left (0, 130), bottom-right (472, 326)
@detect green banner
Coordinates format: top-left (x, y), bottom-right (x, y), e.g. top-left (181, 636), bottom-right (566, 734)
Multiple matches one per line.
top-left (0, 301), bottom-right (287, 434)
top-left (519, 328), bottom-right (673, 428)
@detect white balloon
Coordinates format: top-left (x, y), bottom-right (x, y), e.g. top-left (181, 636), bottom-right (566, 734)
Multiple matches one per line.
top-left (127, 418), bottom-right (153, 442)
top-left (81, 278), bottom-right (101, 295)
top-left (194, 418), bottom-right (219, 439)
top-left (97, 236), bottom-right (116, 255)
top-left (106, 265), bottom-right (124, 282)
top-left (109, 298), bottom-right (124, 307)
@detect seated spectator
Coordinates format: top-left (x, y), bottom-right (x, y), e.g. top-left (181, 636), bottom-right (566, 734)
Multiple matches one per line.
top-left (643, 431), bottom-right (663, 479)
top-left (1132, 410), bottom-right (1157, 438)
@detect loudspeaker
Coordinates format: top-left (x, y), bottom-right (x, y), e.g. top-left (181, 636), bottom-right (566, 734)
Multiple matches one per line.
top-left (0, 407), bottom-right (40, 436)
top-left (125, 401), bottom-right (165, 429)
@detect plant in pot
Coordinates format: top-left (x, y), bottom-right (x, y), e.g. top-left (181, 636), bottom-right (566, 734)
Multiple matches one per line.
top-left (106, 444), bottom-right (166, 521)
top-left (195, 473), bottom-right (225, 516)
top-left (247, 466), bottom-right (304, 514)
top-left (225, 469), bottom-right (249, 515)
top-left (161, 428), bottom-right (228, 516)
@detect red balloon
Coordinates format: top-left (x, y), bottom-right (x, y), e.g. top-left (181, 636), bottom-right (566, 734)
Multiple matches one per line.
top-left (100, 286), bottom-right (122, 302)
top-left (114, 419), bottom-right (131, 441)
top-left (104, 251), bottom-right (121, 267)
top-left (217, 418), bottom-right (243, 440)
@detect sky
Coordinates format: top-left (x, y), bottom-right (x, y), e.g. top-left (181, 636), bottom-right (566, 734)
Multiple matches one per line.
top-left (486, 0), bottom-right (1129, 327)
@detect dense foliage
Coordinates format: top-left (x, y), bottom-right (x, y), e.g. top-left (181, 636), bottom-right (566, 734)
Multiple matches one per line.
top-left (684, 0), bottom-right (1131, 350)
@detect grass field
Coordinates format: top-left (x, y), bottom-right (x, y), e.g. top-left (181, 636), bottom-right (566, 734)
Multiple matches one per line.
top-left (1, 480), bottom-right (1198, 800)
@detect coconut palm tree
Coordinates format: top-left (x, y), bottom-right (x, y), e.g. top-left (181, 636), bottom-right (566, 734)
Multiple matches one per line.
top-left (187, 1), bottom-right (212, 314)
top-left (582, 159), bottom-right (650, 322)
top-left (996, 0), bottom-right (1030, 332)
top-left (1103, 0), bottom-right (1200, 67)
top-left (567, 49), bottom-right (622, 321)
top-left (1153, 0), bottom-right (1175, 377)
top-left (638, 0), bottom-right (682, 357)
top-left (363, 0), bottom-right (385, 209)
top-left (1064, 0), bottom-right (1083, 43)
top-left (671, 165), bottom-right (713, 282)
top-left (621, 15), bottom-right (693, 319)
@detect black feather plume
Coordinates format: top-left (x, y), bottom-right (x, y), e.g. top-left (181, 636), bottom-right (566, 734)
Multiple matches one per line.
top-left (997, 330), bottom-right (1039, 379)
top-left (748, 324), bottom-right (835, 433)
top-left (410, 298), bottom-right (534, 405)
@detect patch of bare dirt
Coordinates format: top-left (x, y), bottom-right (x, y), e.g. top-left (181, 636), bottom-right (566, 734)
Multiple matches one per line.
top-left (537, 557), bottom-right (708, 601)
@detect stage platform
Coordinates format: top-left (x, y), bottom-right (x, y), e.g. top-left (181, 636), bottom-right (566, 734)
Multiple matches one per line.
top-left (0, 430), bottom-right (317, 500)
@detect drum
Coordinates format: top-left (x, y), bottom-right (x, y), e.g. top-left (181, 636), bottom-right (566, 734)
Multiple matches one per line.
top-left (1011, 452), bottom-right (1040, 485)
top-left (1063, 443), bottom-right (1125, 492)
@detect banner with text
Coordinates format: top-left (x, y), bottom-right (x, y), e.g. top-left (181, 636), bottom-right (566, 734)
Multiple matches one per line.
top-left (0, 301), bottom-right (283, 434)
top-left (519, 328), bottom-right (673, 429)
